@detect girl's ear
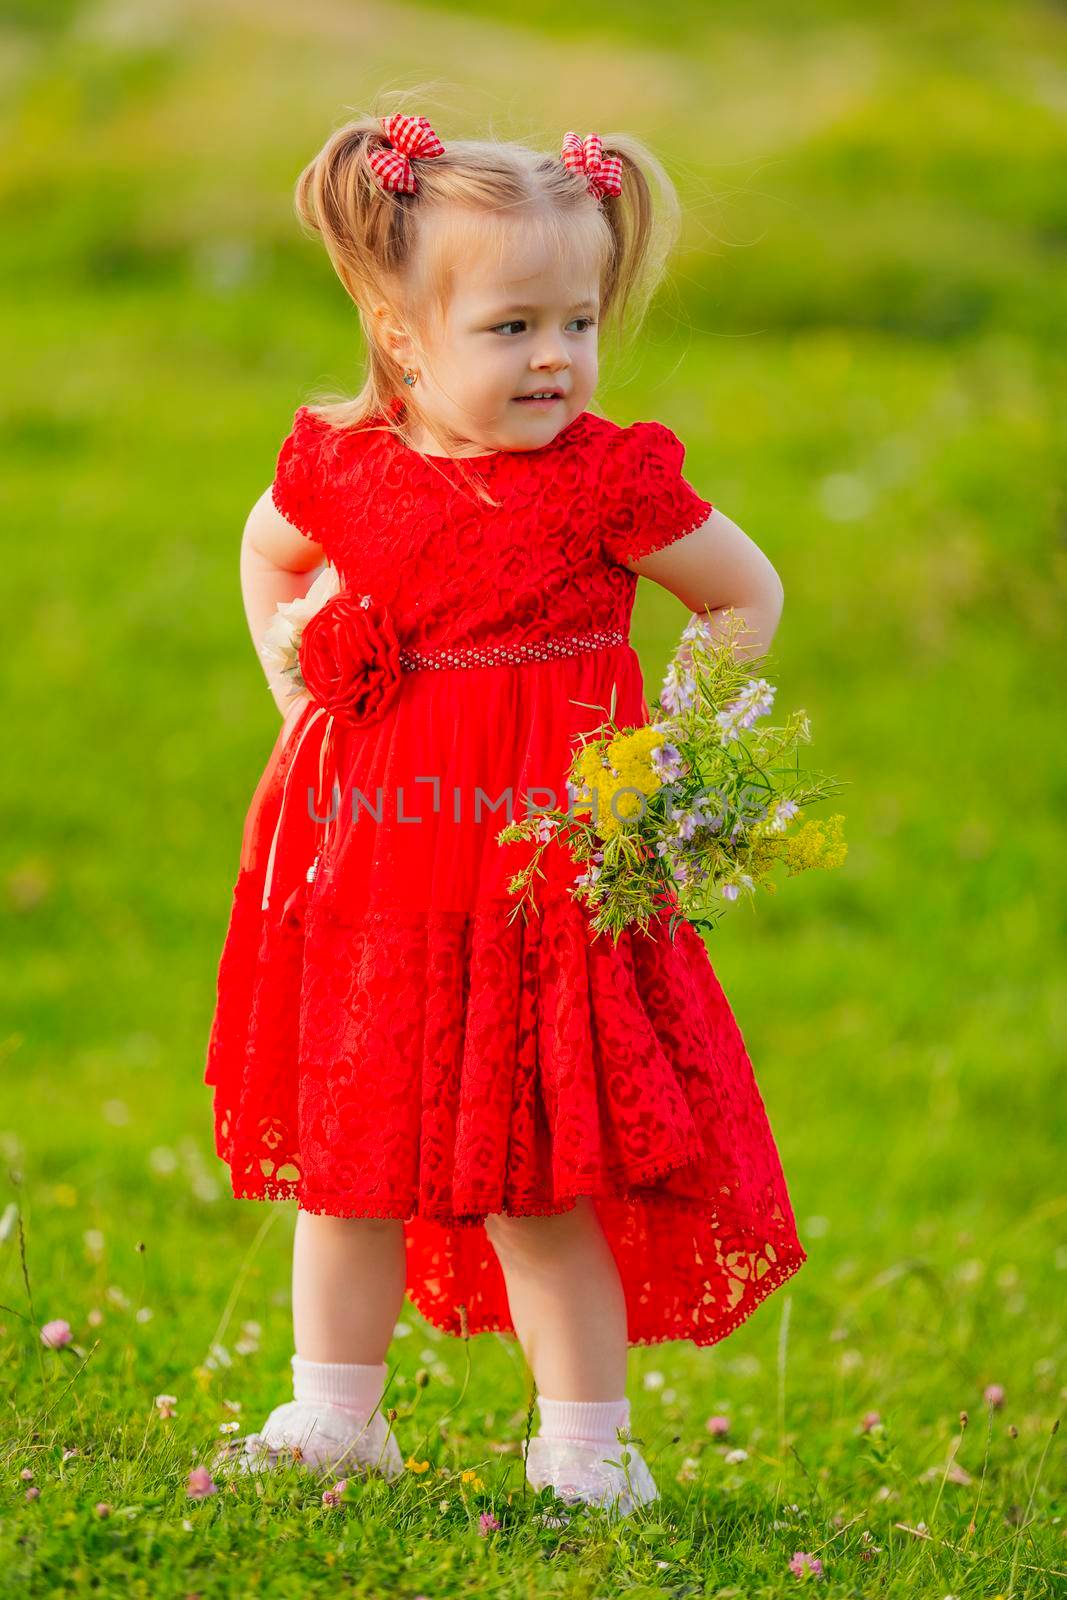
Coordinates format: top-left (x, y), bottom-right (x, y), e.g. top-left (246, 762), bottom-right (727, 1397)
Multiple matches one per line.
top-left (371, 301), bottom-right (415, 368)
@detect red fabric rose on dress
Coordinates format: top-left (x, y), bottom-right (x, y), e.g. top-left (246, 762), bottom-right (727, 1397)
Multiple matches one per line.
top-left (297, 592), bottom-right (403, 727)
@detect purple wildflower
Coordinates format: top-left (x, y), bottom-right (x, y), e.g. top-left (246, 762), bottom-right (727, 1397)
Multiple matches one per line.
top-left (660, 667), bottom-right (697, 715)
top-left (651, 741), bottom-right (685, 782)
top-left (716, 676), bottom-right (776, 741)
top-left (769, 797), bottom-right (799, 832)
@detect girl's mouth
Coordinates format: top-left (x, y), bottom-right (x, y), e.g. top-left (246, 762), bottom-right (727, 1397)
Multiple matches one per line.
top-left (513, 393), bottom-right (564, 407)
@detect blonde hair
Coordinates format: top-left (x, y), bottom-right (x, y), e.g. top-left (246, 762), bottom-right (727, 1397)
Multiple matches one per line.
top-left (290, 109), bottom-right (682, 501)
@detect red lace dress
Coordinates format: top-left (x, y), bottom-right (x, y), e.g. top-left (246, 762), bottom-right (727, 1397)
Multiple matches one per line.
top-left (204, 403), bottom-right (808, 1348)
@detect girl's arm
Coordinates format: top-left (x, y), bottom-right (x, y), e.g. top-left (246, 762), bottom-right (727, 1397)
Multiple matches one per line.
top-left (240, 486), bottom-right (326, 718)
top-left (624, 508), bottom-right (784, 661)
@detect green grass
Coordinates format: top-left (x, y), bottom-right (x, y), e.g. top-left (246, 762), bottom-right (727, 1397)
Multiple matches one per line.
top-left (1, 0), bottom-right (1065, 1594)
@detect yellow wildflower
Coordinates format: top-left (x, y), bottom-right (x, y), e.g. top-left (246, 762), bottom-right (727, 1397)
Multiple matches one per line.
top-left (783, 814), bottom-right (848, 875)
top-left (571, 723), bottom-right (664, 839)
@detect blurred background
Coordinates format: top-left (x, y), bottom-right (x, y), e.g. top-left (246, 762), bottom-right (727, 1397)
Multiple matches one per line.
top-left (1, 0), bottom-right (1064, 1585)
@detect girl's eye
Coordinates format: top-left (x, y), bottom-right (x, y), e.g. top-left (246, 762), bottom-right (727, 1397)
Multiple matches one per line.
top-left (491, 317), bottom-right (597, 335)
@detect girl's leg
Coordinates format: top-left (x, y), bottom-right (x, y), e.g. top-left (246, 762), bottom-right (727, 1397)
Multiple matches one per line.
top-left (215, 1210), bottom-right (409, 1477)
top-left (292, 1209), bottom-right (407, 1362)
top-left (484, 1198), bottom-right (658, 1515)
top-left (483, 1196), bottom-right (628, 1398)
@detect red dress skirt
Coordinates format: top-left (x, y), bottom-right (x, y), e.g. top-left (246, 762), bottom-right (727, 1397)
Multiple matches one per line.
top-left (204, 633), bottom-right (808, 1348)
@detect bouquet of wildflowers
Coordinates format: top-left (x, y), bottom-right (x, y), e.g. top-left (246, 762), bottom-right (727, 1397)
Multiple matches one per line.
top-left (497, 607), bottom-right (848, 943)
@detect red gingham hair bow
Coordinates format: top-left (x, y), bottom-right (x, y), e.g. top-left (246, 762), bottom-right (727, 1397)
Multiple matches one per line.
top-left (367, 113), bottom-right (446, 195)
top-left (560, 130), bottom-right (623, 202)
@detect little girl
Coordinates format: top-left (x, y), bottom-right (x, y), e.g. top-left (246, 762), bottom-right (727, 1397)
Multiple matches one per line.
top-left (204, 111), bottom-right (807, 1517)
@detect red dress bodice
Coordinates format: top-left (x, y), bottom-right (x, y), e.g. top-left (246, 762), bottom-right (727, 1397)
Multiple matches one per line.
top-left (271, 404), bottom-right (714, 656)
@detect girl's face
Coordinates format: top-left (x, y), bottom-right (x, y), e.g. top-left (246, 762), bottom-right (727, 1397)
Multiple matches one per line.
top-left (387, 219), bottom-right (601, 457)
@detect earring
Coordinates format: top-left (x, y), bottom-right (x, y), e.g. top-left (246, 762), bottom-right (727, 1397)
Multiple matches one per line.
top-left (402, 369), bottom-right (418, 386)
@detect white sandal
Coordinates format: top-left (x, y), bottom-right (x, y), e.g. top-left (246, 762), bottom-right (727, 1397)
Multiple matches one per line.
top-left (211, 1399), bottom-right (404, 1481)
top-left (523, 1433), bottom-right (660, 1523)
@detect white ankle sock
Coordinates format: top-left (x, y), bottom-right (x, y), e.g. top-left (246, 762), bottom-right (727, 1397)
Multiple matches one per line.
top-left (290, 1354), bottom-right (387, 1416)
top-left (536, 1394), bottom-right (631, 1445)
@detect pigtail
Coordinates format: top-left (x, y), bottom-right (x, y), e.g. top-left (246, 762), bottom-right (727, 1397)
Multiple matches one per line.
top-left (557, 131), bottom-right (683, 355)
top-left (294, 120), bottom-right (413, 299)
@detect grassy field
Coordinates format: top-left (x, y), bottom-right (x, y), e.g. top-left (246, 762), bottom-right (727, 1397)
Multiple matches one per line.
top-left (1, 0), bottom-right (1064, 1594)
